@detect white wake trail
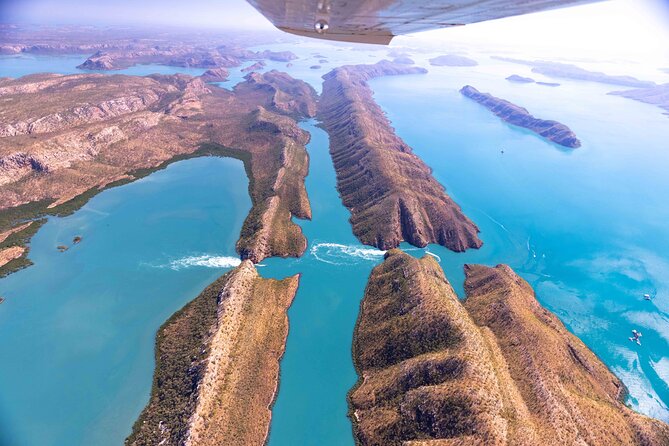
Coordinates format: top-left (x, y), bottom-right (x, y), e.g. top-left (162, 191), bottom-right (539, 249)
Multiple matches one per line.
top-left (165, 254), bottom-right (242, 270)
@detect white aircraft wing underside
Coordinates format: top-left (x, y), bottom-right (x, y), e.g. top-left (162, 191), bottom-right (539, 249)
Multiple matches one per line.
top-left (247, 0), bottom-right (604, 44)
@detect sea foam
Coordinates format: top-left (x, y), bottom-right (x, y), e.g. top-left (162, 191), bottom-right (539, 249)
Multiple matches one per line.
top-left (166, 254), bottom-right (241, 270)
top-left (310, 242), bottom-right (385, 265)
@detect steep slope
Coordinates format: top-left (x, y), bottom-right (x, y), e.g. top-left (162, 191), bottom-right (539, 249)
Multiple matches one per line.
top-left (351, 250), bottom-right (669, 445)
top-left (127, 261), bottom-right (299, 446)
top-left (350, 250), bottom-right (536, 445)
top-left (461, 85), bottom-right (581, 148)
top-left (464, 264), bottom-right (669, 446)
top-left (318, 61), bottom-right (482, 252)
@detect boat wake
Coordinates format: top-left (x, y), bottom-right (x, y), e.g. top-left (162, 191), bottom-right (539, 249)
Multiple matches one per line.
top-left (310, 242), bottom-right (385, 265)
top-left (159, 254), bottom-right (242, 270)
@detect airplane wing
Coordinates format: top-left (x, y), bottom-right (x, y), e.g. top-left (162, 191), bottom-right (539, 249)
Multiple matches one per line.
top-left (246, 0), bottom-right (604, 44)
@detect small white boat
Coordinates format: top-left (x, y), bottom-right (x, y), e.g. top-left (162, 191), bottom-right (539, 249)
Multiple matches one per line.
top-left (644, 293), bottom-right (651, 300)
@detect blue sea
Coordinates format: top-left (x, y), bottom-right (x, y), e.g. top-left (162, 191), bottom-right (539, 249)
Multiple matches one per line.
top-left (0, 43), bottom-right (668, 445)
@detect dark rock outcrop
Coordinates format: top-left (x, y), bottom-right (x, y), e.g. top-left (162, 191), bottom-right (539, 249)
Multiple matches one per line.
top-left (461, 85), bottom-right (581, 148)
top-left (318, 62), bottom-right (482, 252)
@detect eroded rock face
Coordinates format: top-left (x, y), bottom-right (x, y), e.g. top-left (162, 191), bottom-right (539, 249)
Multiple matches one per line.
top-left (318, 61), bottom-right (482, 252)
top-left (350, 250), bottom-right (669, 445)
top-left (461, 85), bottom-right (581, 148)
top-left (126, 262), bottom-right (299, 446)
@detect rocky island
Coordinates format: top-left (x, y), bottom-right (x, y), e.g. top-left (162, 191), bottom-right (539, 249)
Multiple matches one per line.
top-left (429, 54), bottom-right (478, 67)
top-left (0, 69), bottom-right (317, 275)
top-left (506, 74), bottom-right (561, 87)
top-left (461, 85), bottom-right (581, 148)
top-left (506, 74), bottom-right (534, 83)
top-left (127, 261), bottom-right (299, 446)
top-left (350, 250), bottom-right (669, 445)
top-left (496, 57), bottom-right (655, 88)
top-left (318, 61), bottom-right (482, 252)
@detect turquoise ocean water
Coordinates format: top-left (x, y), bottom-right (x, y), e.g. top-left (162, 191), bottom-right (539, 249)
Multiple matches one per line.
top-left (0, 44), bottom-right (668, 445)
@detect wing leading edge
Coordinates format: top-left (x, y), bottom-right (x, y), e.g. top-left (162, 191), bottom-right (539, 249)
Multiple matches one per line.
top-left (247, 0), bottom-right (605, 45)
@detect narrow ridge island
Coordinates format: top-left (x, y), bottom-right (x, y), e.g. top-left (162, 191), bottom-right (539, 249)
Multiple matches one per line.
top-left (318, 61), bottom-right (483, 252)
top-left (350, 250), bottom-right (669, 445)
top-left (127, 261), bottom-right (299, 446)
top-left (460, 85), bottom-right (581, 148)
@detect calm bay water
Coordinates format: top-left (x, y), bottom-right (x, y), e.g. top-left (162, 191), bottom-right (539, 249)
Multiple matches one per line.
top-left (0, 158), bottom-right (250, 446)
top-left (1, 45), bottom-right (668, 446)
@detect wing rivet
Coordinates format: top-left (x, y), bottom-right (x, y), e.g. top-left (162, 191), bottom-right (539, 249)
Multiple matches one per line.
top-left (315, 19), bottom-right (329, 33)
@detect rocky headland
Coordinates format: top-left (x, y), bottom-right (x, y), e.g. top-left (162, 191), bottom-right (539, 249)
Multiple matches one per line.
top-left (429, 54), bottom-right (478, 67)
top-left (461, 85), bottom-right (581, 148)
top-left (199, 68), bottom-right (229, 82)
top-left (0, 69), bottom-right (317, 274)
top-left (610, 84), bottom-right (669, 115)
top-left (241, 61), bottom-right (267, 73)
top-left (350, 250), bottom-right (669, 445)
top-left (127, 261), bottom-right (299, 446)
top-left (318, 61), bottom-right (482, 252)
